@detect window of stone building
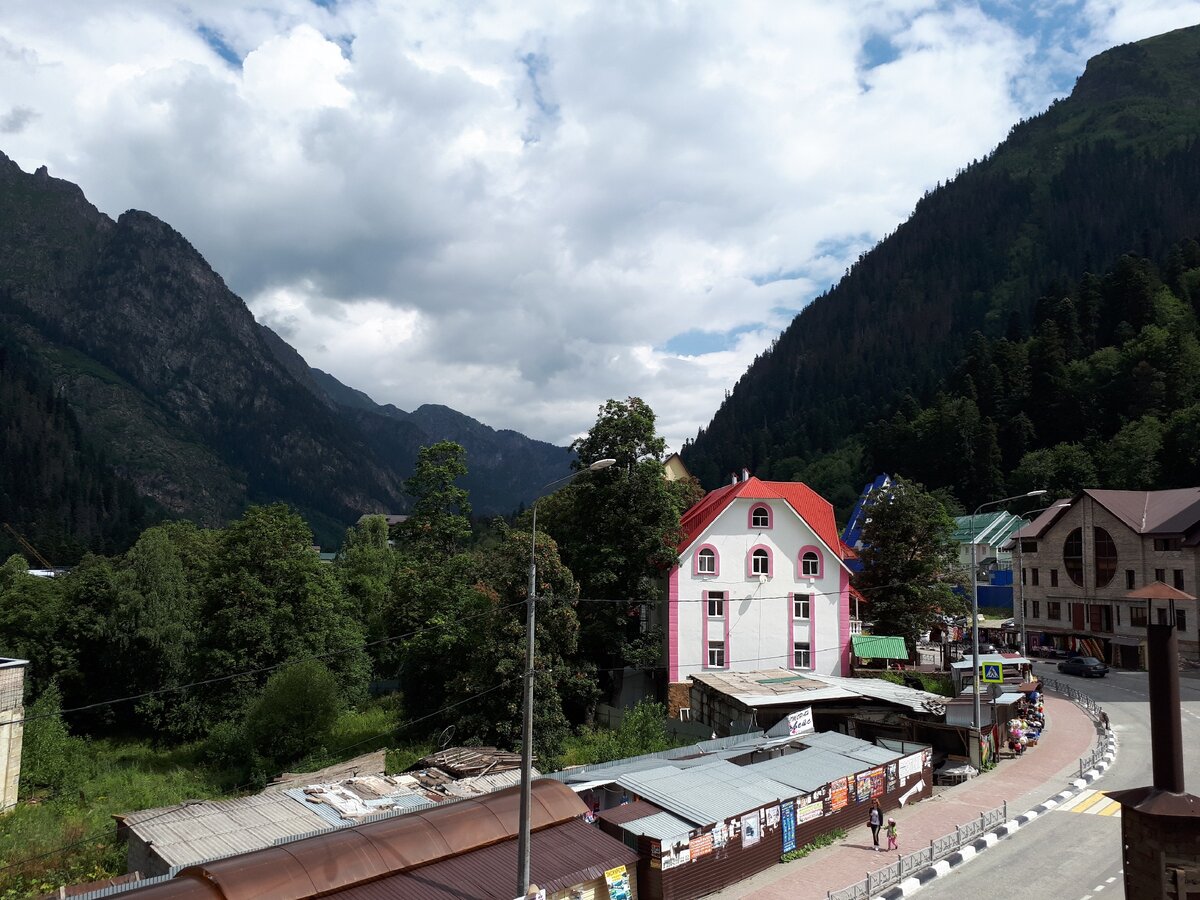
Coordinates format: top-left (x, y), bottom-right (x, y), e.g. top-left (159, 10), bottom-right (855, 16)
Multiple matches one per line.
top-left (1126, 569), bottom-right (1135, 590)
top-left (1064, 528), bottom-right (1084, 586)
top-left (1093, 527), bottom-right (1117, 587)
top-left (1050, 569), bottom-right (1058, 587)
top-left (1174, 569), bottom-right (1185, 591)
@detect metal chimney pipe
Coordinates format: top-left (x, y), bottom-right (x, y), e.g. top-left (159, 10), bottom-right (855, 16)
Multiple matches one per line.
top-left (1146, 619), bottom-right (1185, 794)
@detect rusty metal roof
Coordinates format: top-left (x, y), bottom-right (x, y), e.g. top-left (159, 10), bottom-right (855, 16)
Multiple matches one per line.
top-left (331, 818), bottom-right (638, 899)
top-left (595, 799), bottom-right (665, 826)
top-left (1126, 581), bottom-right (1198, 601)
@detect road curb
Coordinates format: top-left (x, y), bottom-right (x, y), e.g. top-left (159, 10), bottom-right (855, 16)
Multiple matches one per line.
top-left (870, 707), bottom-right (1118, 898)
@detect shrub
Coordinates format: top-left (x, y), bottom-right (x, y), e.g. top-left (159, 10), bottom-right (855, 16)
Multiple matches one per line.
top-left (242, 659), bottom-right (343, 768)
top-left (781, 828), bottom-right (847, 862)
top-left (21, 680), bottom-right (81, 796)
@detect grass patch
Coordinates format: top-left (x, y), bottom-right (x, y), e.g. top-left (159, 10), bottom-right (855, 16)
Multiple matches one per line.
top-left (875, 670), bottom-right (955, 697)
top-left (781, 827), bottom-right (847, 863)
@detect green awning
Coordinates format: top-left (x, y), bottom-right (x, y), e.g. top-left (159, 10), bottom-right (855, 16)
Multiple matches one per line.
top-left (852, 634), bottom-right (908, 660)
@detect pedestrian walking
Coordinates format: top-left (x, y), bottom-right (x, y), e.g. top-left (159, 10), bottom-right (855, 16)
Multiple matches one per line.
top-left (867, 800), bottom-right (883, 851)
top-left (1100, 710), bottom-right (1110, 731)
top-left (886, 818), bottom-right (898, 851)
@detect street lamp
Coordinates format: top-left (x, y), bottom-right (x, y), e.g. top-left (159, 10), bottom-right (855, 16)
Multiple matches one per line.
top-left (1014, 502), bottom-right (1070, 653)
top-left (970, 490), bottom-right (1046, 737)
top-left (518, 457), bottom-right (616, 896)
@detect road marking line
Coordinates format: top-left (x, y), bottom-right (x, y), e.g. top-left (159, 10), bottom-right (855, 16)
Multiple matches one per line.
top-left (1096, 801), bottom-right (1122, 817)
top-left (1057, 790), bottom-right (1096, 811)
top-left (1095, 885), bottom-right (1105, 892)
top-left (1106, 877), bottom-right (1116, 883)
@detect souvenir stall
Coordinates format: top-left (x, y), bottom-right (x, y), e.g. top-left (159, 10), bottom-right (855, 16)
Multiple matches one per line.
top-left (1004, 689), bottom-right (1046, 756)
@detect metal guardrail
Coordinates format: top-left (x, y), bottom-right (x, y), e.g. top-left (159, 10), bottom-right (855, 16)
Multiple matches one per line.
top-left (828, 680), bottom-right (1109, 899)
top-left (827, 803), bottom-right (1008, 900)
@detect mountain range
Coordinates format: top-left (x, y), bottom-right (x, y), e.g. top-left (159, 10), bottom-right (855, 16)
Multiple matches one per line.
top-left (0, 155), bottom-right (571, 557)
top-left (683, 24), bottom-right (1200, 515)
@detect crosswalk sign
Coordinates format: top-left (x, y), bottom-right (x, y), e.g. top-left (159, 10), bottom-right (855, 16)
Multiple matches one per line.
top-left (980, 663), bottom-right (1003, 683)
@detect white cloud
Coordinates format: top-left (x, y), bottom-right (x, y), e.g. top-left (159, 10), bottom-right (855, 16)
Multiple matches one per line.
top-left (1, 0), bottom-right (1197, 453)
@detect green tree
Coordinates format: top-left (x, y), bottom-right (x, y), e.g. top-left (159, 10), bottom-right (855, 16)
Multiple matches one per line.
top-left (540, 399), bottom-right (700, 688)
top-left (398, 442), bottom-right (472, 555)
top-left (1010, 443), bottom-right (1098, 499)
top-left (1100, 415), bottom-right (1164, 489)
top-left (336, 515), bottom-right (400, 675)
top-left (20, 680), bottom-right (80, 795)
top-left (243, 658), bottom-right (343, 768)
top-left (199, 504), bottom-right (369, 724)
top-left (0, 555), bottom-right (70, 696)
top-left (451, 525), bottom-right (594, 762)
top-left (854, 477), bottom-right (964, 652)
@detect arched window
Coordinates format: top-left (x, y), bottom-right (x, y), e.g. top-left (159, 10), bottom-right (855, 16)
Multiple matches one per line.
top-left (696, 546), bottom-right (718, 576)
top-left (749, 504), bottom-right (772, 529)
top-left (750, 547), bottom-right (771, 577)
top-left (800, 548), bottom-right (821, 578)
top-left (1094, 527), bottom-right (1117, 587)
top-left (1063, 528), bottom-right (1084, 586)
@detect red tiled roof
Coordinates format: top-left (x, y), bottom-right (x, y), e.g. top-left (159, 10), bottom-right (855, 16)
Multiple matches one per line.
top-left (678, 477), bottom-right (842, 561)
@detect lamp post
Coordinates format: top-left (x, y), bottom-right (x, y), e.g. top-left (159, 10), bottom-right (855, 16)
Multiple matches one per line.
top-left (1014, 502), bottom-right (1070, 654)
top-left (970, 490), bottom-right (1046, 736)
top-left (518, 457), bottom-right (615, 897)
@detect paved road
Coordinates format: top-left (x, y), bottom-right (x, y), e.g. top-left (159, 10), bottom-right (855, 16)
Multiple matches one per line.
top-left (914, 658), bottom-right (1200, 900)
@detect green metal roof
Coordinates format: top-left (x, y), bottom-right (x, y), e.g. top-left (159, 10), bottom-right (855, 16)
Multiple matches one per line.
top-left (851, 634), bottom-right (908, 660)
top-left (951, 511), bottom-right (1027, 547)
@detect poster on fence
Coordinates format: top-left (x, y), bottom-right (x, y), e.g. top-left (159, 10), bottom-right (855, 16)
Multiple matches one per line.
top-left (796, 792), bottom-right (824, 824)
top-left (741, 810), bottom-right (761, 847)
top-left (781, 800), bottom-right (796, 853)
top-left (660, 834), bottom-right (691, 870)
top-left (886, 762), bottom-right (898, 794)
top-left (765, 804), bottom-right (781, 829)
top-left (605, 866), bottom-right (631, 900)
top-left (689, 832), bottom-right (713, 860)
top-left (921, 747), bottom-right (932, 770)
top-left (869, 767), bottom-right (886, 798)
top-left (855, 771), bottom-right (873, 802)
top-left (830, 777), bottom-right (849, 811)
top-left (898, 752), bottom-right (923, 781)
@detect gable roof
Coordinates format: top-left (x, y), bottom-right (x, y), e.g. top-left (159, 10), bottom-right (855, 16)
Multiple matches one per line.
top-left (1019, 489), bottom-right (1200, 539)
top-left (678, 477), bottom-right (843, 562)
top-left (952, 511), bottom-right (1026, 547)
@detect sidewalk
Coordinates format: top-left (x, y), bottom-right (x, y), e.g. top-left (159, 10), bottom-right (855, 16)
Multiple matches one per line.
top-left (707, 694), bottom-right (1098, 900)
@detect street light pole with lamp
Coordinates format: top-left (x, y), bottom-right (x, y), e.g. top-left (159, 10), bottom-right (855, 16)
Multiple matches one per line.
top-left (517, 457), bottom-right (616, 897)
top-left (970, 490), bottom-right (1047, 738)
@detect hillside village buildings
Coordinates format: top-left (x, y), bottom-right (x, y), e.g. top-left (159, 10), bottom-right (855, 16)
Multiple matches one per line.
top-left (1016, 488), bottom-right (1200, 666)
top-left (660, 472), bottom-right (861, 714)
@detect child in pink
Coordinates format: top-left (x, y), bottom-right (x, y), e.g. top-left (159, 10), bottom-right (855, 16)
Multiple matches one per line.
top-left (886, 818), bottom-right (898, 851)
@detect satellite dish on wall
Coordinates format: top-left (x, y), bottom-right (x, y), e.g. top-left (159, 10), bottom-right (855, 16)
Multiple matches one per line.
top-left (759, 574), bottom-right (767, 584)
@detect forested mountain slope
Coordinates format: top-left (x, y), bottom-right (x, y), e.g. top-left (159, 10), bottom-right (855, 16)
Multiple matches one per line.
top-left (683, 25), bottom-right (1200, 510)
top-left (0, 153), bottom-right (570, 556)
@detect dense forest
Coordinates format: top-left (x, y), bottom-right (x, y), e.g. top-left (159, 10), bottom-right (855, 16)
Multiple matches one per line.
top-left (683, 26), bottom-right (1200, 511)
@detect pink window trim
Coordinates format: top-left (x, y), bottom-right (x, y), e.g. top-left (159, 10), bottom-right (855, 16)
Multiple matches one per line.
top-left (789, 591), bottom-right (815, 670)
top-left (693, 544), bottom-right (720, 577)
top-left (702, 589), bottom-right (729, 669)
top-left (747, 503), bottom-right (773, 529)
top-left (798, 545), bottom-right (824, 579)
top-left (747, 544), bottom-right (773, 578)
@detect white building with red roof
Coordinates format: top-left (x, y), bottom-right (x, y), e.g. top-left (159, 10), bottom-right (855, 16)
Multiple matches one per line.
top-left (664, 471), bottom-right (859, 707)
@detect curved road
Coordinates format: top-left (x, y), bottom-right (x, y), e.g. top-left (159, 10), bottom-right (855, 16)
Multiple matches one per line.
top-left (914, 658), bottom-right (1200, 899)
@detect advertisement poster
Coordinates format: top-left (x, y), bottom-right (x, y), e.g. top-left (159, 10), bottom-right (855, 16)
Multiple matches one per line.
top-left (855, 772), bottom-right (873, 802)
top-left (604, 867), bottom-right (631, 900)
top-left (660, 835), bottom-right (691, 871)
top-left (796, 792), bottom-right (824, 824)
top-left (869, 767), bottom-right (886, 798)
top-left (781, 800), bottom-right (796, 853)
top-left (898, 752), bottom-right (923, 781)
top-left (712, 822), bottom-right (728, 848)
top-left (830, 777), bottom-right (849, 811)
top-left (765, 804), bottom-right (781, 829)
top-left (689, 832), bottom-right (714, 860)
top-left (921, 748), bottom-right (933, 770)
top-left (786, 706), bottom-right (814, 736)
top-left (741, 810), bottom-right (762, 847)
top-left (886, 762), bottom-right (898, 794)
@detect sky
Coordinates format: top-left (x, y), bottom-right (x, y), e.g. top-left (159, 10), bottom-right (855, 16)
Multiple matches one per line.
top-left (2, 1), bottom-right (1200, 453)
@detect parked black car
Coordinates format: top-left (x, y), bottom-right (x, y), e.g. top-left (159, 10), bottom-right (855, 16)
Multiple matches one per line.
top-left (1057, 656), bottom-right (1109, 677)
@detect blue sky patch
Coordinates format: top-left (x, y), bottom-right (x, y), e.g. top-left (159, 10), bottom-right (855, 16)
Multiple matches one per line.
top-left (662, 324), bottom-right (763, 356)
top-left (197, 24), bottom-right (242, 67)
top-left (860, 32), bottom-right (901, 70)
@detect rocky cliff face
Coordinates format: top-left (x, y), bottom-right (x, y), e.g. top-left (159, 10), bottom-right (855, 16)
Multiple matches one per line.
top-left (0, 152), bottom-right (570, 543)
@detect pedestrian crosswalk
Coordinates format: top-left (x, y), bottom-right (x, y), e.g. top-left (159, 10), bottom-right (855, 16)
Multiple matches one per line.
top-left (1055, 789), bottom-right (1121, 818)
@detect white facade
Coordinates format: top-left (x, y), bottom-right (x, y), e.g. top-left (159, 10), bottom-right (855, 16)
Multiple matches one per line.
top-left (668, 496), bottom-right (852, 683)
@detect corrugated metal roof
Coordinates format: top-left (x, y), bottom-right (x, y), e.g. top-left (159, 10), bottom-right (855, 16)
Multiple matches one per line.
top-left (617, 810), bottom-right (695, 842)
top-left (690, 759), bottom-right (795, 806)
top-left (850, 635), bottom-right (908, 660)
top-left (842, 745), bottom-right (902, 765)
top-left (617, 764), bottom-right (789, 827)
top-left (801, 673), bottom-right (947, 713)
top-left (331, 818), bottom-right (638, 900)
top-left (742, 747), bottom-right (865, 792)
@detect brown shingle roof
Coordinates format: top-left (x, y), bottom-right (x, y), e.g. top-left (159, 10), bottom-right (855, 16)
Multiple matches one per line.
top-left (1017, 489), bottom-right (1200, 539)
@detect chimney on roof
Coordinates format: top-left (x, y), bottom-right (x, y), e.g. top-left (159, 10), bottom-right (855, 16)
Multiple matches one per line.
top-left (742, 468), bottom-right (750, 482)
top-left (731, 472), bottom-right (738, 486)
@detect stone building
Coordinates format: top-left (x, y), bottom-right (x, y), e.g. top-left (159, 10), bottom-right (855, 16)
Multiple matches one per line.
top-left (1015, 489), bottom-right (1200, 667)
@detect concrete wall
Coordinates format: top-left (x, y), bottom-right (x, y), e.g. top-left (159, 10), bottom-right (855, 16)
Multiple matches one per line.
top-left (0, 662), bottom-right (25, 812)
top-left (670, 498), bottom-right (849, 682)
